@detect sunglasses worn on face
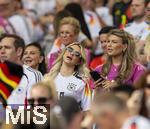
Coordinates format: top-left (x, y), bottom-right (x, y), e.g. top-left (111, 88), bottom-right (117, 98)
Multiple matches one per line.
top-left (28, 97), bottom-right (51, 105)
top-left (145, 84), bottom-right (150, 89)
top-left (66, 47), bottom-right (81, 57)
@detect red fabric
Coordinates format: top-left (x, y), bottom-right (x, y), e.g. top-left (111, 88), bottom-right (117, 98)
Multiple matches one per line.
top-left (126, 5), bottom-right (132, 20)
top-left (25, 97), bottom-right (28, 108)
top-left (90, 56), bottom-right (105, 70)
top-left (130, 122), bottom-right (137, 129)
top-left (0, 61), bottom-right (23, 105)
top-left (0, 62), bottom-right (21, 84)
top-left (0, 83), bottom-right (10, 98)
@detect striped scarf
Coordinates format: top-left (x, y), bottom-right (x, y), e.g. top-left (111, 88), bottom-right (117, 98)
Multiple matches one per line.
top-left (0, 61), bottom-right (23, 106)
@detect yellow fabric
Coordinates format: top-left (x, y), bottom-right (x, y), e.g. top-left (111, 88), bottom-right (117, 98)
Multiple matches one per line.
top-left (0, 90), bottom-right (7, 100)
top-left (0, 68), bottom-right (18, 89)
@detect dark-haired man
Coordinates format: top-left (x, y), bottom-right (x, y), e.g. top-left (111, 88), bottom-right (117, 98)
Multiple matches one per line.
top-left (0, 34), bottom-right (43, 106)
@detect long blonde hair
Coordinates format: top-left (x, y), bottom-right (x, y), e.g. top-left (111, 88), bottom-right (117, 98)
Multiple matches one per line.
top-left (44, 42), bottom-right (90, 80)
top-left (101, 29), bottom-right (136, 84)
top-left (144, 34), bottom-right (150, 61)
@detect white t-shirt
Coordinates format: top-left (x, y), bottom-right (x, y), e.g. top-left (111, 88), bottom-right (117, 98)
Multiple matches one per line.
top-left (22, 0), bottom-right (56, 16)
top-left (54, 73), bottom-right (91, 111)
top-left (7, 65), bottom-right (43, 105)
top-left (84, 10), bottom-right (101, 39)
top-left (8, 15), bottom-right (34, 44)
top-left (121, 115), bottom-right (150, 129)
top-left (124, 21), bottom-right (150, 40)
top-left (95, 7), bottom-right (113, 26)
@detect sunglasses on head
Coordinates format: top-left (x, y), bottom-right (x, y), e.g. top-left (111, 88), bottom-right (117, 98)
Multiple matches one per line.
top-left (66, 47), bottom-right (81, 57)
top-left (27, 97), bottom-right (51, 106)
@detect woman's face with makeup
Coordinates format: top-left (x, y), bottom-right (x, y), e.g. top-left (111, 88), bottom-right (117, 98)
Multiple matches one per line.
top-left (58, 24), bottom-right (77, 46)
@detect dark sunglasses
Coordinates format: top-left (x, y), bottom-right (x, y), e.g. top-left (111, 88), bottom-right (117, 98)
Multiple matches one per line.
top-left (66, 47), bottom-right (81, 57)
top-left (145, 84), bottom-right (150, 89)
top-left (27, 97), bottom-right (51, 105)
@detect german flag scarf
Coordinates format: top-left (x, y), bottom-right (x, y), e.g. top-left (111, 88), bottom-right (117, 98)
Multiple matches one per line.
top-left (0, 61), bottom-right (23, 106)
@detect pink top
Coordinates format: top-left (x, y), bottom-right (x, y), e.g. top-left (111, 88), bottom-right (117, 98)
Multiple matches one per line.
top-left (95, 63), bottom-right (145, 85)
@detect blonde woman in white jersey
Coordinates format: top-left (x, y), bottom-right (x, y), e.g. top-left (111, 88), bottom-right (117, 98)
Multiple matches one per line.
top-left (44, 42), bottom-right (92, 111)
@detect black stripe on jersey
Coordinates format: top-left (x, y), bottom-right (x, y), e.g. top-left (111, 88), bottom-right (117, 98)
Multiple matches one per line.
top-left (73, 72), bottom-right (78, 76)
top-left (23, 73), bottom-right (28, 80)
top-left (78, 101), bottom-right (82, 110)
top-left (27, 67), bottom-right (38, 82)
top-left (28, 67), bottom-right (42, 81)
top-left (37, 71), bottom-right (42, 81)
top-left (0, 94), bottom-right (7, 106)
top-left (39, 74), bottom-right (42, 80)
top-left (27, 67), bottom-right (42, 82)
top-left (36, 72), bottom-right (39, 82)
top-left (73, 72), bottom-right (82, 80)
top-left (0, 80), bottom-right (14, 94)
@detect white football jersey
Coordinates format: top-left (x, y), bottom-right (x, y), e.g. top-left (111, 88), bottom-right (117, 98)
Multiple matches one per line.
top-left (7, 65), bottom-right (43, 105)
top-left (8, 15), bottom-right (35, 44)
top-left (84, 10), bottom-right (101, 39)
top-left (124, 21), bottom-right (150, 40)
top-left (121, 115), bottom-right (150, 129)
top-left (54, 73), bottom-right (92, 111)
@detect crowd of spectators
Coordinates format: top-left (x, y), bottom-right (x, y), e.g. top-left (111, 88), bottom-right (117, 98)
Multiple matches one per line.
top-left (0, 0), bottom-right (150, 129)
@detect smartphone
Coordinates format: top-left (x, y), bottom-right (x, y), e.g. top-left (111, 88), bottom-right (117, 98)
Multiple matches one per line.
top-left (90, 70), bottom-right (105, 81)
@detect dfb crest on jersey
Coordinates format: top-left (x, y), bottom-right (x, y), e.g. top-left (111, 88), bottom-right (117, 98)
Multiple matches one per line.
top-left (67, 83), bottom-right (77, 91)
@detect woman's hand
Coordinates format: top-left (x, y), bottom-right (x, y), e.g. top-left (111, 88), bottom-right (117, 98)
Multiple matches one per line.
top-left (93, 75), bottom-right (118, 90)
top-left (101, 80), bottom-right (118, 90)
top-left (94, 78), bottom-right (105, 88)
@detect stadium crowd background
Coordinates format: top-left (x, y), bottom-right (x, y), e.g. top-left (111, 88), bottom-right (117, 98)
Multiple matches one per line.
top-left (0, 0), bottom-right (150, 129)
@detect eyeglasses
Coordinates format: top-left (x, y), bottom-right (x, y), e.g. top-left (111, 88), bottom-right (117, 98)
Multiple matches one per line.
top-left (145, 84), bottom-right (150, 89)
top-left (66, 47), bottom-right (81, 57)
top-left (27, 97), bottom-right (51, 106)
